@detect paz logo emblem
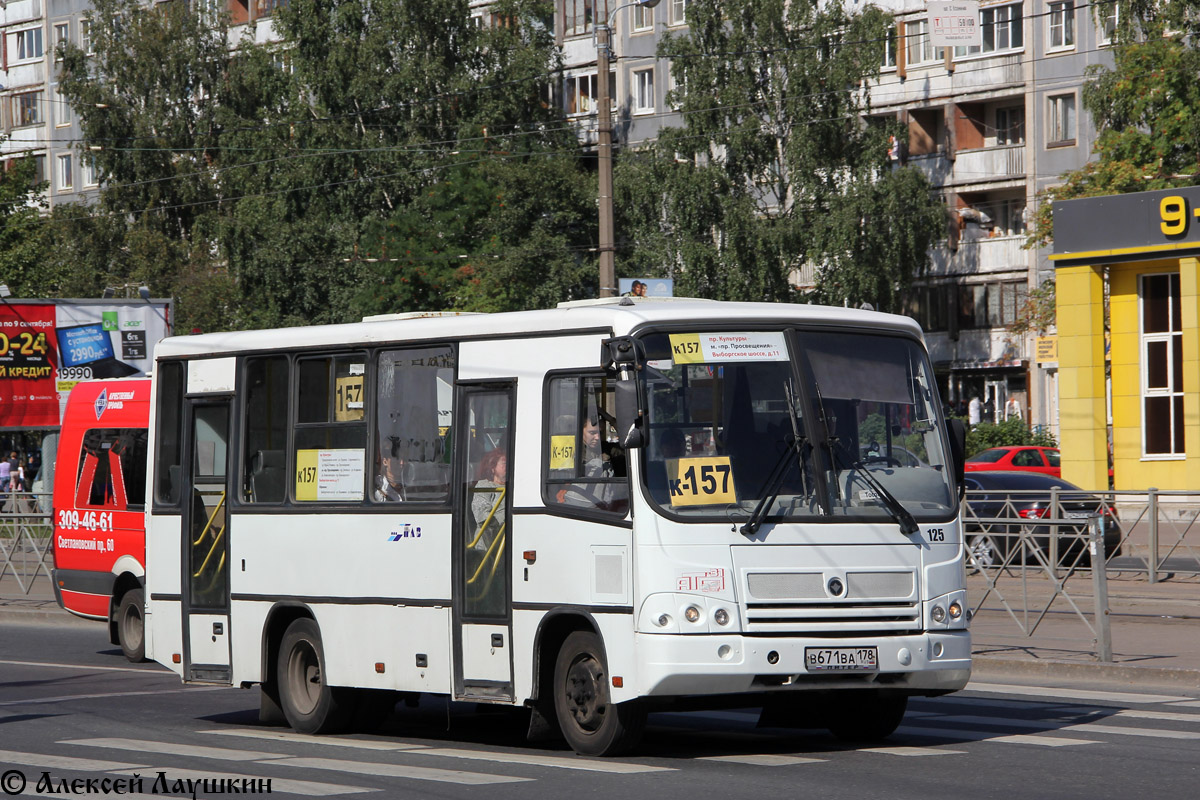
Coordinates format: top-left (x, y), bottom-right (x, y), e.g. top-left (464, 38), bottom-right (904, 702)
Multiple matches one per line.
top-left (94, 388), bottom-right (108, 420)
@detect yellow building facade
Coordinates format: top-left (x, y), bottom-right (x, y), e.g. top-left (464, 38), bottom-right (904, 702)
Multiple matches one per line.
top-left (1052, 187), bottom-right (1200, 491)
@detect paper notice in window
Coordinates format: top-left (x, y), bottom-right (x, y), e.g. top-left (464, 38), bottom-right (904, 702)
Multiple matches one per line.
top-left (295, 449), bottom-right (365, 501)
top-left (668, 332), bottom-right (788, 364)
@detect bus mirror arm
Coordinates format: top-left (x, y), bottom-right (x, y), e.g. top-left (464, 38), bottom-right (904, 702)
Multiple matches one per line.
top-left (946, 418), bottom-right (967, 499)
top-left (614, 380), bottom-right (644, 449)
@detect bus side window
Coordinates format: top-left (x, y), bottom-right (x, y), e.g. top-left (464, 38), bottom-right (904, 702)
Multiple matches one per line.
top-left (242, 356), bottom-right (289, 503)
top-left (543, 373), bottom-right (629, 515)
top-left (374, 345), bottom-right (456, 504)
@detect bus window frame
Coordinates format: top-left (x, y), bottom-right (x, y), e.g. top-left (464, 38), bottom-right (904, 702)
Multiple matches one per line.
top-left (540, 367), bottom-right (632, 527)
top-left (152, 359), bottom-right (187, 514)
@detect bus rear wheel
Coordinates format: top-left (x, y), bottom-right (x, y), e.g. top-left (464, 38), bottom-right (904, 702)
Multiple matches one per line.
top-left (552, 631), bottom-right (645, 756)
top-left (277, 618), bottom-right (352, 734)
top-left (116, 589), bottom-right (147, 663)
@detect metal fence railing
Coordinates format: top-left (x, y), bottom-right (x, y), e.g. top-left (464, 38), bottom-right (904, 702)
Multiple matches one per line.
top-left (961, 488), bottom-right (1200, 661)
top-left (0, 492), bottom-right (54, 595)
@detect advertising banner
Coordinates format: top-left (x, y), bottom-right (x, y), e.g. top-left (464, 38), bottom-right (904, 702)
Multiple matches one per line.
top-left (0, 299), bottom-right (171, 430)
top-left (618, 277), bottom-right (674, 298)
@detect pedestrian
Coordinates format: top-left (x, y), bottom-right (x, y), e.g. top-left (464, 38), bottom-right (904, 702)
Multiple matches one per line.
top-left (0, 455), bottom-right (9, 495)
top-left (968, 397), bottom-right (981, 427)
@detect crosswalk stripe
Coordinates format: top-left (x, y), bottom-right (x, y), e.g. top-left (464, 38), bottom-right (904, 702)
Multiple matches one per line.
top-left (856, 746), bottom-right (965, 756)
top-left (62, 738), bottom-right (288, 762)
top-left (1069, 723), bottom-right (1200, 740)
top-left (897, 726), bottom-right (1099, 746)
top-left (0, 687), bottom-right (226, 708)
top-left (417, 747), bottom-right (674, 773)
top-left (106, 767), bottom-right (375, 796)
top-left (925, 696), bottom-right (1075, 711)
top-left (966, 682), bottom-right (1191, 705)
top-left (1167, 700), bottom-right (1200, 709)
top-left (0, 750), bottom-right (145, 772)
top-left (0, 658), bottom-right (168, 675)
top-left (1115, 709), bottom-right (1200, 724)
top-left (268, 756), bottom-right (532, 785)
top-left (199, 729), bottom-right (428, 751)
top-left (699, 754), bottom-right (825, 766)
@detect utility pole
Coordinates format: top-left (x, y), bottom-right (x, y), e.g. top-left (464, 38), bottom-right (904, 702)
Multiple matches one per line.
top-left (596, 0), bottom-right (660, 298)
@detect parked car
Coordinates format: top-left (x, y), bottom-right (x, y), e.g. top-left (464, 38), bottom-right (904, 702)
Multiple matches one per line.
top-left (964, 445), bottom-right (1061, 477)
top-left (962, 471), bottom-right (1121, 570)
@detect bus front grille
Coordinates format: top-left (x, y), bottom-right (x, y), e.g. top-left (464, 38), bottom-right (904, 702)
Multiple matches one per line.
top-left (743, 601), bottom-right (920, 634)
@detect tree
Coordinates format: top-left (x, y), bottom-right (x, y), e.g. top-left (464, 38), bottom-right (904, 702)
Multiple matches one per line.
top-left (0, 152), bottom-right (49, 295)
top-left (1030, 1), bottom-right (1200, 246)
top-left (615, 0), bottom-right (945, 309)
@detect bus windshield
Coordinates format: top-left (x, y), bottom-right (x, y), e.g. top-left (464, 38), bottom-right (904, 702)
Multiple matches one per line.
top-left (639, 329), bottom-right (955, 525)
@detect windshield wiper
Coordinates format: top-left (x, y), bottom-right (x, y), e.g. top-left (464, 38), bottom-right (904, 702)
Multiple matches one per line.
top-left (827, 441), bottom-right (919, 536)
top-left (741, 382), bottom-right (809, 537)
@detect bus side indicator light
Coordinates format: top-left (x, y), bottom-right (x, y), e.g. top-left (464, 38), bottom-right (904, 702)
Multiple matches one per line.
top-left (523, 550), bottom-right (536, 563)
top-left (172, 654), bottom-right (181, 664)
top-left (611, 677), bottom-right (623, 688)
top-left (375, 663), bottom-right (386, 673)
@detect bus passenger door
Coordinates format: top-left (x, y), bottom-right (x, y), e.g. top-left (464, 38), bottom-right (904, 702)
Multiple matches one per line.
top-left (182, 400), bottom-right (233, 683)
top-left (453, 383), bottom-right (515, 700)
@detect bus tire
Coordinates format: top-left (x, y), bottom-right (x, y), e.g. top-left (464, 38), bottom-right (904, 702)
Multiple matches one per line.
top-left (116, 589), bottom-right (147, 663)
top-left (826, 693), bottom-right (907, 742)
top-left (552, 631), bottom-right (645, 756)
top-left (277, 618), bottom-right (352, 734)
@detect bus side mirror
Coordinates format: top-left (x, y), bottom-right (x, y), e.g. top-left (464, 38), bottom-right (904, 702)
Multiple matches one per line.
top-left (947, 418), bottom-right (967, 496)
top-left (614, 380), bottom-right (645, 449)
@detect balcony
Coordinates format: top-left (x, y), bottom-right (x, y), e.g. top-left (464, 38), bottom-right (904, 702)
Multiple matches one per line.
top-left (930, 235), bottom-right (1028, 276)
top-left (951, 145), bottom-right (1024, 187)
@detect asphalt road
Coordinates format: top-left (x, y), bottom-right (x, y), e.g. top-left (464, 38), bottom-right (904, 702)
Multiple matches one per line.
top-left (2, 621), bottom-right (1199, 799)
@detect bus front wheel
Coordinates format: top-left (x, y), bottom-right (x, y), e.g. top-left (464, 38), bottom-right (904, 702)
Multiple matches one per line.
top-left (552, 631), bottom-right (645, 756)
top-left (116, 589), bottom-right (147, 663)
top-left (277, 618), bottom-right (352, 734)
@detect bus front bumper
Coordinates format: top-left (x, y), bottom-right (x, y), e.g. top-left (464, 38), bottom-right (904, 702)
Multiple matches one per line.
top-left (633, 630), bottom-right (971, 698)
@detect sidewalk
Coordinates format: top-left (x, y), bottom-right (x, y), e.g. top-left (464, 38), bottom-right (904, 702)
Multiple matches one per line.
top-left (3, 570), bottom-right (1200, 691)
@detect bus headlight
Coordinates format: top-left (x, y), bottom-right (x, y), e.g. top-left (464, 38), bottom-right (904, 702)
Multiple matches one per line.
top-left (948, 601), bottom-right (963, 620)
top-left (714, 608), bottom-right (730, 626)
top-left (684, 605), bottom-right (702, 624)
top-left (931, 604), bottom-right (946, 623)
top-left (657, 614), bottom-right (672, 628)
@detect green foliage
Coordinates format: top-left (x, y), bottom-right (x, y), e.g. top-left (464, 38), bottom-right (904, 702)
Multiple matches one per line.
top-left (1008, 278), bottom-right (1056, 337)
top-left (616, 0), bottom-right (945, 309)
top-left (0, 152), bottom-right (49, 294)
top-left (964, 417), bottom-right (1057, 457)
top-left (1030, 2), bottom-right (1200, 246)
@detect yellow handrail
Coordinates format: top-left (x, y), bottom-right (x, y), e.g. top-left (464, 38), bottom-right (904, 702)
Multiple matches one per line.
top-left (467, 486), bottom-right (505, 550)
top-left (191, 492), bottom-right (227, 546)
top-left (191, 491), bottom-right (227, 580)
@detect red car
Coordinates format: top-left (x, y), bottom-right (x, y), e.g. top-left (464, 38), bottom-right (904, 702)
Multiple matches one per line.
top-left (964, 445), bottom-right (1061, 477)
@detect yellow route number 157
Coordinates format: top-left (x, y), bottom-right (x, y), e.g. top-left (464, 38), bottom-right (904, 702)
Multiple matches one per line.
top-left (667, 456), bottom-right (738, 506)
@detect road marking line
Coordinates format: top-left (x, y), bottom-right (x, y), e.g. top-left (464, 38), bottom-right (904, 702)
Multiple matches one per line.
top-left (62, 738), bottom-right (287, 761)
top-left (266, 756), bottom-right (532, 785)
top-left (857, 746), bottom-right (965, 756)
top-left (897, 726), bottom-right (1098, 746)
top-left (1165, 700), bottom-right (1200, 709)
top-left (199, 729), bottom-right (428, 751)
top-left (107, 767), bottom-right (375, 796)
top-left (1069, 723), bottom-right (1200, 740)
top-left (0, 749), bottom-right (146, 772)
top-left (0, 687), bottom-right (227, 707)
top-left (0, 658), bottom-right (169, 675)
top-left (1115, 709), bottom-right (1200, 723)
top-left (966, 682), bottom-right (1190, 704)
top-left (922, 697), bottom-right (1075, 711)
top-left (417, 748), bottom-right (674, 773)
top-left (699, 754), bottom-right (825, 766)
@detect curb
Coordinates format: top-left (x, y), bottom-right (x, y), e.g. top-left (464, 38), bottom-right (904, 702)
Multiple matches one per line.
top-left (972, 654), bottom-right (1200, 691)
top-left (0, 603), bottom-right (97, 628)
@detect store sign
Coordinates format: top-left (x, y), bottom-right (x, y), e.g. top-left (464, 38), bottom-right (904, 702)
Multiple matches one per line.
top-left (1036, 336), bottom-right (1058, 364)
top-left (0, 299), bottom-right (171, 429)
top-left (1053, 186), bottom-right (1200, 262)
top-left (928, 2), bottom-right (981, 47)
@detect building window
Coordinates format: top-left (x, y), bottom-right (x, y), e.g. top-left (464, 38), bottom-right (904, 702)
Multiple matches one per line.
top-left (993, 197), bottom-right (1026, 236)
top-left (564, 0), bottom-right (595, 37)
top-left (633, 3), bottom-right (653, 31)
top-left (1048, 2), bottom-right (1075, 50)
top-left (633, 67), bottom-right (655, 114)
top-left (995, 106), bottom-right (1024, 145)
top-left (1140, 273), bottom-right (1184, 457)
top-left (1099, 4), bottom-right (1118, 45)
top-left (13, 92), bottom-right (43, 127)
top-left (83, 157), bottom-right (100, 187)
top-left (80, 18), bottom-right (94, 55)
top-left (58, 155), bottom-right (73, 191)
top-left (669, 0), bottom-right (689, 26)
top-left (882, 25), bottom-right (897, 69)
top-left (564, 71), bottom-right (615, 115)
top-left (12, 27), bottom-right (44, 61)
top-left (905, 20), bottom-right (943, 66)
top-left (667, 66), bottom-right (682, 110)
top-left (54, 87), bottom-right (72, 127)
top-left (955, 2), bottom-right (1023, 57)
top-left (1048, 93), bottom-right (1076, 145)
top-left (54, 22), bottom-right (69, 60)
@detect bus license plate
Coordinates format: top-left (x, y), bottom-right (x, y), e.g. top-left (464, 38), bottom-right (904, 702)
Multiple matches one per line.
top-left (805, 647), bottom-right (879, 672)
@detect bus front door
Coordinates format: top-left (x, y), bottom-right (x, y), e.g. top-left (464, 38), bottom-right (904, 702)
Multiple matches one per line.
top-left (453, 383), bottom-right (515, 700)
top-left (181, 400), bottom-right (233, 683)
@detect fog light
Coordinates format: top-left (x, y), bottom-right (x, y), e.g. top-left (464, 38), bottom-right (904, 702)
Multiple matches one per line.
top-left (717, 644), bottom-right (732, 660)
top-left (948, 601), bottom-right (963, 619)
top-left (657, 614), bottom-right (672, 627)
top-left (684, 605), bottom-right (702, 623)
top-left (714, 608), bottom-right (730, 626)
top-left (931, 604), bottom-right (946, 623)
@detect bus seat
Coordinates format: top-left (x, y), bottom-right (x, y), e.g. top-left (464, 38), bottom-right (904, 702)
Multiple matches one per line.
top-left (250, 450), bottom-right (286, 503)
top-left (404, 461), bottom-right (450, 501)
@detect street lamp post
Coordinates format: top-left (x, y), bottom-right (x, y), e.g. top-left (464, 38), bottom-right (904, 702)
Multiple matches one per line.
top-left (596, 0), bottom-right (660, 298)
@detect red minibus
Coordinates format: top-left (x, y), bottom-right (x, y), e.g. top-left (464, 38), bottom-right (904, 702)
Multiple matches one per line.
top-left (51, 378), bottom-right (150, 661)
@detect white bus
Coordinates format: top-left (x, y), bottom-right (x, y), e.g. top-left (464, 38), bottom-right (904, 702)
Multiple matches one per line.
top-left (143, 299), bottom-right (970, 756)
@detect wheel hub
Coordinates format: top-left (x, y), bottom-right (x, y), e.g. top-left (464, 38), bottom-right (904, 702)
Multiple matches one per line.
top-left (564, 655), bottom-right (606, 731)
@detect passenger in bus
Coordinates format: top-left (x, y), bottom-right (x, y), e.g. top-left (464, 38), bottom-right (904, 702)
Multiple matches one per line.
top-left (558, 415), bottom-right (627, 511)
top-left (374, 436), bottom-right (407, 501)
top-left (471, 448), bottom-right (507, 553)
